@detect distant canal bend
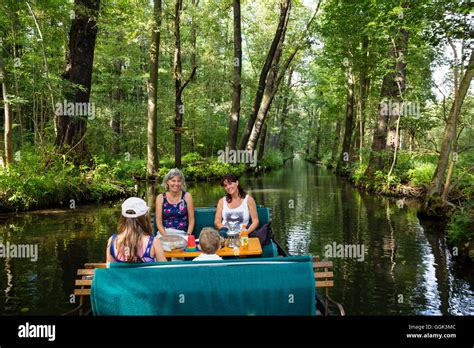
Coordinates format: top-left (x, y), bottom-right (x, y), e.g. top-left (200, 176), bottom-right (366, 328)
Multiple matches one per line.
top-left (0, 157), bottom-right (472, 315)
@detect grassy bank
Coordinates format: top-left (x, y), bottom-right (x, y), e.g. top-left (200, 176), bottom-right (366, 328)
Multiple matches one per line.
top-left (309, 150), bottom-right (473, 202)
top-left (307, 150), bottom-right (474, 260)
top-left (0, 148), bottom-right (285, 213)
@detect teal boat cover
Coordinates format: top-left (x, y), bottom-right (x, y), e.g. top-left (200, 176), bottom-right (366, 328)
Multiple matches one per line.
top-left (91, 256), bottom-right (316, 316)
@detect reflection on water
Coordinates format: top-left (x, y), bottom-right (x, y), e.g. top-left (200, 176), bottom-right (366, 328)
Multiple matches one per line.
top-left (0, 159), bottom-right (472, 315)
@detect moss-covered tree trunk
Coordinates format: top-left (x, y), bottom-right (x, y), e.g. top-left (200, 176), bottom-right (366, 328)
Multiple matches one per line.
top-left (365, 28), bottom-right (408, 178)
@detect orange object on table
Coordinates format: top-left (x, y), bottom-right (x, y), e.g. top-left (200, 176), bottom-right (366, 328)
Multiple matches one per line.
top-left (187, 235), bottom-right (197, 251)
top-left (164, 237), bottom-right (262, 258)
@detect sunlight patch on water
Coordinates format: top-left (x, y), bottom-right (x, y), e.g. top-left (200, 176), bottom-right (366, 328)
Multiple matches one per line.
top-left (287, 222), bottom-right (312, 256)
top-left (416, 226), bottom-right (442, 315)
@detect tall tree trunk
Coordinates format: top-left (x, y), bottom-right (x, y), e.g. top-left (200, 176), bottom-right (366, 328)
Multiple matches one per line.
top-left (274, 68), bottom-right (293, 148)
top-left (331, 120), bottom-right (342, 166)
top-left (173, 0), bottom-right (197, 168)
top-left (244, 2), bottom-right (320, 151)
top-left (257, 122), bottom-right (268, 162)
top-left (190, 0), bottom-right (198, 80)
top-left (245, 70), bottom-right (281, 152)
top-left (365, 28), bottom-right (409, 178)
top-left (440, 43), bottom-right (463, 202)
top-left (239, 0), bottom-right (291, 150)
top-left (11, 8), bottom-right (23, 143)
top-left (313, 109), bottom-right (321, 161)
top-left (147, 0), bottom-right (162, 176)
top-left (111, 59), bottom-right (124, 156)
top-left (228, 0), bottom-right (242, 150)
top-left (174, 0), bottom-right (183, 169)
top-left (337, 64), bottom-right (355, 174)
top-left (0, 44), bottom-right (13, 166)
top-left (426, 48), bottom-right (474, 206)
top-left (270, 95), bottom-right (281, 148)
top-left (190, 129), bottom-right (196, 152)
top-left (305, 107), bottom-right (313, 155)
top-left (386, 103), bottom-right (403, 179)
top-left (353, 36), bottom-right (369, 164)
top-left (245, 4), bottom-right (291, 152)
top-left (26, 1), bottom-right (55, 116)
top-left (408, 130), bottom-right (415, 152)
top-left (54, 0), bottom-right (100, 162)
top-left (441, 143), bottom-right (457, 202)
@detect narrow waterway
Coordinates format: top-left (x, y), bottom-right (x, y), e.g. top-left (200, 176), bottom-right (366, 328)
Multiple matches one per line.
top-left (0, 157), bottom-right (472, 315)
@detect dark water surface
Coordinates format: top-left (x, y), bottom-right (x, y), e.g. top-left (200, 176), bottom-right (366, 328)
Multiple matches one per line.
top-left (0, 157), bottom-right (472, 315)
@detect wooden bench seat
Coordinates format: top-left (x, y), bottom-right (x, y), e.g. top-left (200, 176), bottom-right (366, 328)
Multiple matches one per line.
top-left (313, 257), bottom-right (345, 315)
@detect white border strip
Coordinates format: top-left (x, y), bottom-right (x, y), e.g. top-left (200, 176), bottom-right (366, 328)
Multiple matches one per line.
top-left (111, 261), bottom-right (297, 269)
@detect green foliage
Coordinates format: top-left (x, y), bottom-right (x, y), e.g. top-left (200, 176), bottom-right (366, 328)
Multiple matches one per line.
top-left (392, 152), bottom-right (415, 183)
top-left (0, 149), bottom-right (136, 212)
top-left (407, 162), bottom-right (435, 188)
top-left (156, 157), bottom-right (246, 183)
top-left (351, 162), bottom-right (368, 186)
top-left (181, 152), bottom-right (203, 163)
top-left (372, 171), bottom-right (401, 192)
top-left (447, 202), bottom-right (474, 250)
top-left (112, 159), bottom-right (147, 182)
top-left (260, 149), bottom-right (284, 169)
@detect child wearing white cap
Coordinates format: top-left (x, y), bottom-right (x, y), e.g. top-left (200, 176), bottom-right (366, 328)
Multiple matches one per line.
top-left (106, 197), bottom-right (167, 264)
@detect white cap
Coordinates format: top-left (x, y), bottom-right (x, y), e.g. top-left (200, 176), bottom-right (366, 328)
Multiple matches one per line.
top-left (121, 197), bottom-right (149, 218)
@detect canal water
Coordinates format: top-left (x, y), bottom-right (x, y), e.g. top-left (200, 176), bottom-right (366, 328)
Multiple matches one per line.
top-left (0, 157), bottom-right (472, 315)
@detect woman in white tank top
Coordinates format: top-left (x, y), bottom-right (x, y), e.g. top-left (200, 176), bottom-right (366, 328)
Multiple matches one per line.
top-left (214, 174), bottom-right (259, 234)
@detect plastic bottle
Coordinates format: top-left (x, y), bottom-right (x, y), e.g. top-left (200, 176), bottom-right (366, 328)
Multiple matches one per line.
top-left (240, 224), bottom-right (249, 250)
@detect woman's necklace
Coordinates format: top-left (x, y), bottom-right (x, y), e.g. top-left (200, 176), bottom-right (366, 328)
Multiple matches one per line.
top-left (167, 191), bottom-right (181, 204)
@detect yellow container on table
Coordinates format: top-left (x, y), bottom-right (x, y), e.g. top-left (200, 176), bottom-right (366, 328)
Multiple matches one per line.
top-left (240, 224), bottom-right (249, 250)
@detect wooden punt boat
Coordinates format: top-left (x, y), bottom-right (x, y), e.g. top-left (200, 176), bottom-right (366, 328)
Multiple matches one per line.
top-left (65, 206), bottom-right (345, 316)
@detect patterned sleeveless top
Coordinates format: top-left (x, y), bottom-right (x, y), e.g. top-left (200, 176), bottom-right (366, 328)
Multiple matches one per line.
top-left (162, 191), bottom-right (188, 232)
top-left (109, 234), bottom-right (155, 263)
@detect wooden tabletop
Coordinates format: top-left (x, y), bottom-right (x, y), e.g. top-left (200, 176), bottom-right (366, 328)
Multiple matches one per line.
top-left (164, 237), bottom-right (262, 258)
